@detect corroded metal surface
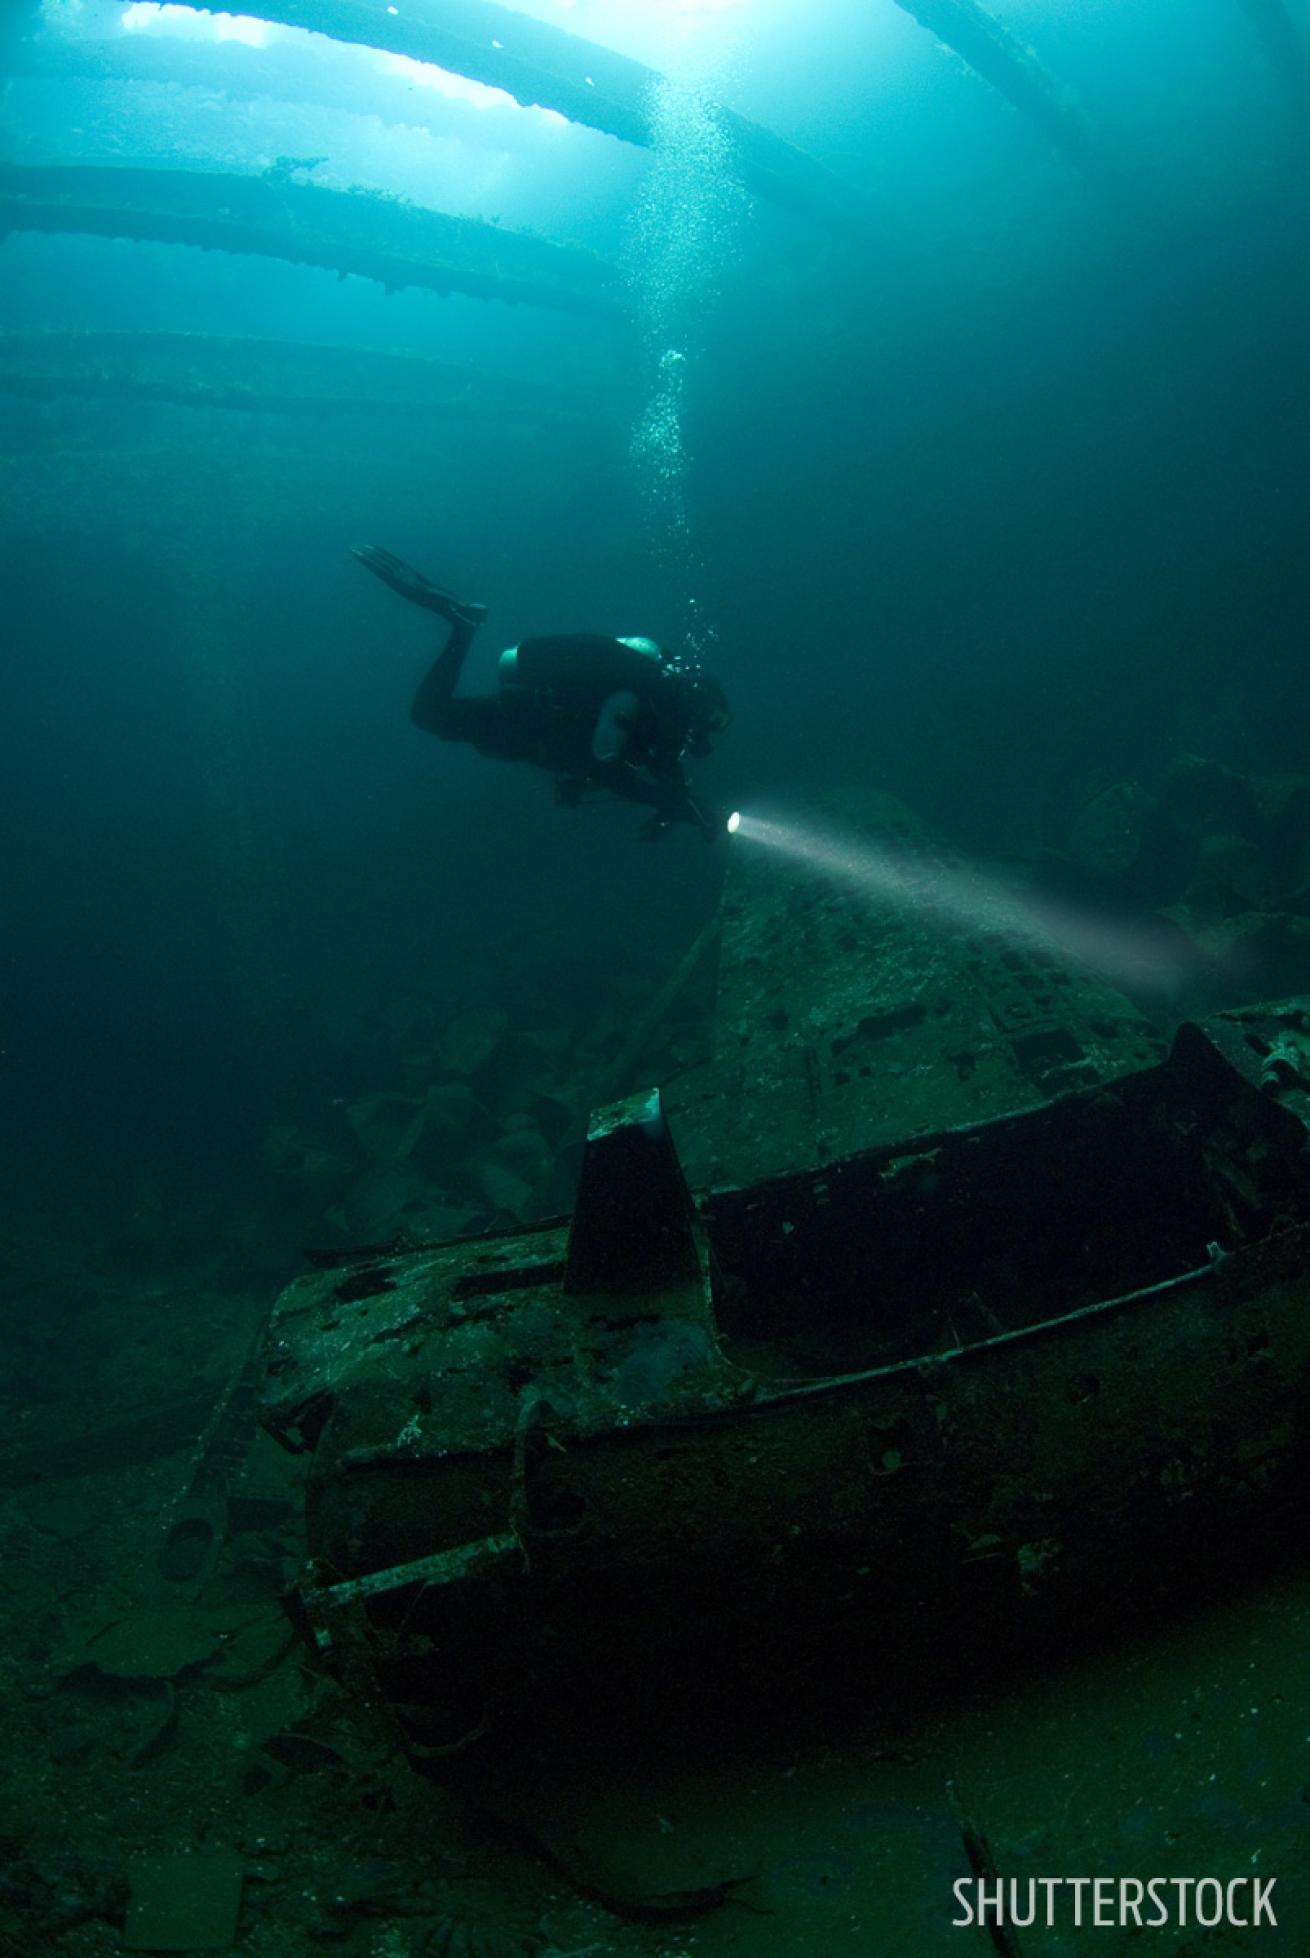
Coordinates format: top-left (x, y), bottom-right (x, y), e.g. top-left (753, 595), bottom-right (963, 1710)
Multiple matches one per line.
top-left (259, 1001), bottom-right (1310, 1738)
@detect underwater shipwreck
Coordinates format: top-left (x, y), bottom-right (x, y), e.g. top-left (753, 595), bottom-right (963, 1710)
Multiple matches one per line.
top-left (257, 797), bottom-right (1310, 1749)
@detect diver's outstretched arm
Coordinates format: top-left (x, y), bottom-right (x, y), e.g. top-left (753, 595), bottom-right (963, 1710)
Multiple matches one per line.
top-left (352, 545), bottom-right (487, 626)
top-left (590, 758), bottom-right (726, 841)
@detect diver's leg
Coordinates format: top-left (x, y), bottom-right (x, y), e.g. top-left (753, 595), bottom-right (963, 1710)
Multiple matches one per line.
top-left (412, 613), bottom-right (485, 738)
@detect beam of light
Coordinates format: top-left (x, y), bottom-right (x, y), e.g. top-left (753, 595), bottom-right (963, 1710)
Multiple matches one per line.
top-left (733, 813), bottom-right (1200, 997)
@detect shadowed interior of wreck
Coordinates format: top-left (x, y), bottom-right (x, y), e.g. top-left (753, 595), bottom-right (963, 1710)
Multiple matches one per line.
top-left (705, 1021), bottom-right (1310, 1378)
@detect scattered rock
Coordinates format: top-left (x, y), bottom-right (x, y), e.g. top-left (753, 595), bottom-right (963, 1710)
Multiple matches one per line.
top-left (22, 1494), bottom-right (99, 1544)
top-left (423, 1917), bottom-right (543, 1957)
top-left (204, 1608), bottom-right (295, 1690)
top-left (52, 1670), bottom-right (178, 1765)
top-left (264, 1126), bottom-right (353, 1196)
top-left (259, 1730), bottom-right (346, 1773)
top-left (322, 1858), bottom-right (444, 1919)
top-left (1068, 781), bottom-right (1155, 875)
top-left (345, 1093), bottom-right (429, 1163)
top-left (125, 1852), bottom-right (243, 1952)
top-left (2, 1852), bottom-right (129, 1934)
top-left (420, 1083), bottom-right (481, 1154)
top-left (437, 1010), bottom-right (509, 1079)
top-left (71, 1607), bottom-right (221, 1681)
top-left (478, 1121), bottom-right (550, 1184)
top-left (476, 1165), bottom-right (537, 1224)
top-left (1190, 833), bottom-right (1278, 912)
top-left (336, 1164), bottom-right (459, 1243)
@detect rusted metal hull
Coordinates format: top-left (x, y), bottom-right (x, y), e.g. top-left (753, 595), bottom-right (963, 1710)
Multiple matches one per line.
top-left (260, 1002), bottom-right (1310, 1742)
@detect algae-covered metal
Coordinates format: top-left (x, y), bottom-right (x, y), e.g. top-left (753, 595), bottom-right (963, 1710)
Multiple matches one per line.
top-left (260, 1000), bottom-right (1310, 1743)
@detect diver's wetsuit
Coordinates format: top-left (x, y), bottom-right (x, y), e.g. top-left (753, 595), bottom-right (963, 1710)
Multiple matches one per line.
top-left (413, 615), bottom-right (699, 821)
top-left (353, 543), bottom-right (726, 834)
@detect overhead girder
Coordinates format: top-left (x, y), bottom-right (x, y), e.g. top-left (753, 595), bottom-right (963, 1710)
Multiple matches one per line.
top-left (159, 0), bottom-right (881, 239)
top-left (7, 28), bottom-right (540, 153)
top-left (0, 330), bottom-right (609, 423)
top-left (0, 164), bottom-right (627, 319)
top-left (893, 0), bottom-right (1111, 179)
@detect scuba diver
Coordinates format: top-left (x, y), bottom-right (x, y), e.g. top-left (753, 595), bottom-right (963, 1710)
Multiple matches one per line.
top-left (354, 546), bottom-right (731, 841)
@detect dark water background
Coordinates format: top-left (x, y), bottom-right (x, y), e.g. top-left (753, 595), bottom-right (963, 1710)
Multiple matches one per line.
top-left (2, 0), bottom-right (1308, 1267)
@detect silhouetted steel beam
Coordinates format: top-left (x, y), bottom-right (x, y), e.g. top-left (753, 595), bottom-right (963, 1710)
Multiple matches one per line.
top-left (193, 0), bottom-right (881, 238)
top-left (894, 0), bottom-right (1109, 178)
top-left (0, 330), bottom-right (605, 423)
top-left (1236, 0), bottom-right (1310, 109)
top-left (0, 164), bottom-right (625, 319)
top-left (9, 29), bottom-right (524, 150)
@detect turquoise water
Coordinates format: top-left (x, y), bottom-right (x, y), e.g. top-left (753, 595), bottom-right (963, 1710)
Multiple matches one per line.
top-left (2, 4), bottom-right (1309, 1951)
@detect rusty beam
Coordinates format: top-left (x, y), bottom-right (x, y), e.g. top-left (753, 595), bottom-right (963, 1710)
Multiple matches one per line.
top-left (894, 0), bottom-right (1110, 178)
top-left (0, 163), bottom-right (626, 319)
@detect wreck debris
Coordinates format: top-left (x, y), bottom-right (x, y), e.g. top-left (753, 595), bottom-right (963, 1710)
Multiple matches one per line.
top-left (563, 1088), bottom-right (707, 1305)
top-left (260, 995), bottom-right (1310, 1747)
top-left (0, 165), bottom-right (627, 319)
top-left (893, 0), bottom-right (1110, 178)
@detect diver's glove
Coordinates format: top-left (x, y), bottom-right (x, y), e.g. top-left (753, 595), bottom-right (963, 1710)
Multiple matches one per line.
top-left (352, 545), bottom-right (487, 625)
top-left (686, 797), bottom-right (729, 843)
top-left (640, 796), bottom-right (727, 843)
